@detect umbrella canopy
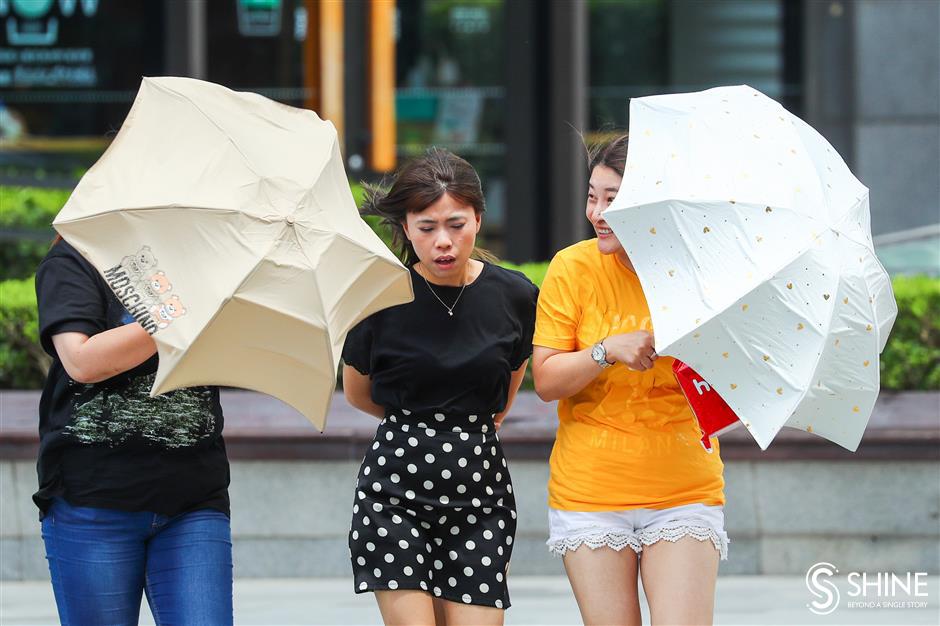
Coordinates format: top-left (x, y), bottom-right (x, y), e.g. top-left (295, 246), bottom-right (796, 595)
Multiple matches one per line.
top-left (54, 76), bottom-right (413, 430)
top-left (605, 85), bottom-right (897, 451)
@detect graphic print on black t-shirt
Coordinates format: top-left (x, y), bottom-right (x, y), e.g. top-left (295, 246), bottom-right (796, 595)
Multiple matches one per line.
top-left (59, 257), bottom-right (212, 448)
top-left (67, 373), bottom-right (217, 448)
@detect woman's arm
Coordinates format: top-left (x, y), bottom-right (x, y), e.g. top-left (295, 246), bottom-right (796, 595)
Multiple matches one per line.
top-left (51, 324), bottom-right (157, 384)
top-left (531, 346), bottom-right (602, 402)
top-left (532, 331), bottom-right (657, 402)
top-left (342, 365), bottom-right (384, 419)
top-left (494, 359), bottom-right (529, 430)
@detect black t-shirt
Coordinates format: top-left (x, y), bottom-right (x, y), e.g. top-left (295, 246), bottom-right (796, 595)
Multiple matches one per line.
top-left (342, 263), bottom-right (539, 416)
top-left (33, 241), bottom-right (230, 518)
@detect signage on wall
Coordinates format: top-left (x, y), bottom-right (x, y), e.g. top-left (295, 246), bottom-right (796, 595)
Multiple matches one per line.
top-left (449, 6), bottom-right (490, 35)
top-left (237, 0), bottom-right (282, 37)
top-left (434, 91), bottom-right (483, 144)
top-left (0, 0), bottom-right (99, 87)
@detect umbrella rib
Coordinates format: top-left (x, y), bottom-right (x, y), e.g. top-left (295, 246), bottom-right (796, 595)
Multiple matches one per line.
top-left (293, 226), bottom-right (411, 298)
top-left (789, 119), bottom-right (867, 235)
top-left (157, 226), bottom-right (290, 374)
top-left (671, 207), bottom-right (877, 445)
top-left (169, 202), bottom-right (408, 378)
top-left (828, 195), bottom-right (874, 252)
top-left (771, 252), bottom-right (849, 429)
top-left (280, 226), bottom-right (338, 372)
top-left (335, 258), bottom-right (415, 336)
top-left (333, 231), bottom-right (417, 308)
top-left (298, 132), bottom-right (346, 209)
top-left (154, 224), bottom-right (339, 432)
top-left (163, 81), bottom-right (336, 191)
top-left (153, 82), bottom-right (264, 180)
top-left (657, 199), bottom-right (831, 341)
top-left (55, 205), bottom-right (246, 225)
top-left (786, 121), bottom-right (877, 256)
top-left (656, 205), bottom-right (841, 431)
top-left (812, 239), bottom-right (884, 390)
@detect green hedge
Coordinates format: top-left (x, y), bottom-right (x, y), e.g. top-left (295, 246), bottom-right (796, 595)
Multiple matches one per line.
top-left (2, 268), bottom-right (936, 391)
top-left (502, 261), bottom-right (548, 287)
top-left (880, 275), bottom-right (940, 390)
top-left (0, 186), bottom-right (71, 228)
top-left (0, 186), bottom-right (69, 281)
top-left (0, 276), bottom-right (50, 388)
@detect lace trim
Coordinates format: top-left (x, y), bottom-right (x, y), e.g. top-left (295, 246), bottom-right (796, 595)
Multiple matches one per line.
top-left (639, 525), bottom-right (729, 561)
top-left (548, 525), bottom-right (729, 560)
top-left (548, 529), bottom-right (641, 557)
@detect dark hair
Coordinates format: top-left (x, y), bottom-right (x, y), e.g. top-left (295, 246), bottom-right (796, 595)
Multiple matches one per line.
top-left (587, 132), bottom-right (629, 178)
top-left (361, 147), bottom-right (495, 265)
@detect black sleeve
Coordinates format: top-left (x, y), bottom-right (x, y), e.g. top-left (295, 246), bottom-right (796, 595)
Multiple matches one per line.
top-left (342, 316), bottom-right (373, 375)
top-left (509, 281), bottom-right (539, 371)
top-left (36, 253), bottom-right (107, 357)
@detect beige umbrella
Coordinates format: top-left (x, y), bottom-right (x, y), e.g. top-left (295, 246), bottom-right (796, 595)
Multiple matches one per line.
top-left (53, 76), bottom-right (413, 429)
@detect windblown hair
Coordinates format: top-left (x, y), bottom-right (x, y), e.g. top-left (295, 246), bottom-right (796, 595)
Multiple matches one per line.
top-left (587, 132), bottom-right (629, 177)
top-left (360, 148), bottom-right (495, 265)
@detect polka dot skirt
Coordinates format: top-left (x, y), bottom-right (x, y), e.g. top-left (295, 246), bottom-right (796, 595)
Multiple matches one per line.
top-left (349, 409), bottom-right (517, 609)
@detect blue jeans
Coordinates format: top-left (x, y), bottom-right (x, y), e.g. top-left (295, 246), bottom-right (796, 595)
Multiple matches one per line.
top-left (41, 498), bottom-right (233, 626)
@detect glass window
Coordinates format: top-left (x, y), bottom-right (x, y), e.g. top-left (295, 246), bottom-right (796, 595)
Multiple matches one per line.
top-left (395, 0), bottom-right (507, 252)
top-left (0, 0), bottom-right (165, 175)
top-left (206, 0), bottom-right (308, 106)
top-left (587, 0), bottom-right (801, 137)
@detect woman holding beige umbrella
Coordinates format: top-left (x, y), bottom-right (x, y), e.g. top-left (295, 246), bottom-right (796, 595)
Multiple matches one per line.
top-left (34, 236), bottom-right (233, 625)
top-left (531, 134), bottom-right (729, 626)
top-left (342, 148), bottom-right (538, 624)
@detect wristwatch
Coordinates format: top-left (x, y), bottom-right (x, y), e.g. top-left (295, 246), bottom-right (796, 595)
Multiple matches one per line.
top-left (591, 340), bottom-right (612, 369)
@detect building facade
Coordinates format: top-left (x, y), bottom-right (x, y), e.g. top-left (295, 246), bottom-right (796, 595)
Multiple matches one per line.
top-left (1, 0), bottom-right (937, 262)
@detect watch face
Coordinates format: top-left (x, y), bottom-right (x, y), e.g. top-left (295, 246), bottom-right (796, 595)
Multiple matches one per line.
top-left (591, 344), bottom-right (604, 362)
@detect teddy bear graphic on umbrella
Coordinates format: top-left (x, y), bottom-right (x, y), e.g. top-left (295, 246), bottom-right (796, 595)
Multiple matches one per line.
top-left (119, 246), bottom-right (187, 330)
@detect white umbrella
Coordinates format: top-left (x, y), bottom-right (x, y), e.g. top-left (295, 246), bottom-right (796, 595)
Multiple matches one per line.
top-left (54, 77), bottom-right (413, 430)
top-left (605, 85), bottom-right (897, 451)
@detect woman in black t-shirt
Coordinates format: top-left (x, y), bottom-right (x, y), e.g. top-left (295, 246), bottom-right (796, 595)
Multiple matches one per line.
top-left (342, 149), bottom-right (538, 625)
top-left (34, 237), bottom-right (232, 625)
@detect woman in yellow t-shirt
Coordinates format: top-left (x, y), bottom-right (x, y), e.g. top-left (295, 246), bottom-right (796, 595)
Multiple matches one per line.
top-left (532, 134), bottom-right (728, 625)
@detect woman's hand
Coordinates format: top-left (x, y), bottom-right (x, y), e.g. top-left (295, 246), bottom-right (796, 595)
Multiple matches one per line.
top-left (602, 330), bottom-right (657, 371)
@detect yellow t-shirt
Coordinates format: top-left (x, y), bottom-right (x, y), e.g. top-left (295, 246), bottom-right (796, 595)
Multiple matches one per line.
top-left (534, 239), bottom-right (725, 511)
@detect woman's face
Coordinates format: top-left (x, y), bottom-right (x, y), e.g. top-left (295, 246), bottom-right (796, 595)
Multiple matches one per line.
top-left (403, 192), bottom-right (481, 283)
top-left (585, 165), bottom-right (625, 257)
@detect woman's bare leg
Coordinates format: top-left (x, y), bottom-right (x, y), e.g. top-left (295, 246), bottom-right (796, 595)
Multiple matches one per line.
top-left (639, 536), bottom-right (719, 625)
top-left (432, 597), bottom-right (448, 625)
top-left (375, 590), bottom-right (437, 625)
top-left (437, 598), bottom-right (504, 626)
top-left (562, 546), bottom-right (642, 626)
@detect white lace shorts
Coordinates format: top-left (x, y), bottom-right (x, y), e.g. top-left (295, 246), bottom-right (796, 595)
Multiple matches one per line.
top-left (547, 503), bottom-right (729, 560)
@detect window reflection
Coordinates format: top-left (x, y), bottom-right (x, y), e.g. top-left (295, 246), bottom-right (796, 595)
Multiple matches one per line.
top-left (587, 0), bottom-right (801, 138)
top-left (395, 0), bottom-right (507, 249)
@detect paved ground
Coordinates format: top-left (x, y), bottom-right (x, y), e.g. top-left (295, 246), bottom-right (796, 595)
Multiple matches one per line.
top-left (1, 575), bottom-right (938, 625)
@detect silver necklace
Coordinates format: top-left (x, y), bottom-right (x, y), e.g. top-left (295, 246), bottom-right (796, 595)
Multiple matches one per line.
top-left (420, 272), bottom-right (467, 317)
